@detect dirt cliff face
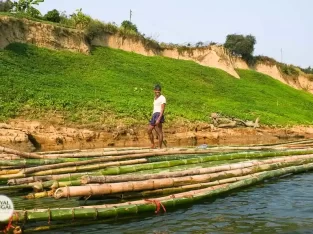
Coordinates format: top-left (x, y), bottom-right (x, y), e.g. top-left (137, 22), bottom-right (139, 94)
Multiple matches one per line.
top-left (1, 15), bottom-right (313, 94)
top-left (255, 63), bottom-right (313, 92)
top-left (0, 16), bottom-right (90, 53)
top-left (92, 33), bottom-right (241, 78)
top-left (162, 46), bottom-right (240, 78)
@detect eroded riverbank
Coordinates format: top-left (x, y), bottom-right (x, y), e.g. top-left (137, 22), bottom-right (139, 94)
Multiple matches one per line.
top-left (1, 119), bottom-right (313, 152)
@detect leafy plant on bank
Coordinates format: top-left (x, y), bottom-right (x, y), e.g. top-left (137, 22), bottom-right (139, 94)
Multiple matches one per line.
top-left (0, 0), bottom-right (13, 12)
top-left (11, 0), bottom-right (44, 18)
top-left (44, 9), bottom-right (60, 23)
top-left (300, 66), bottom-right (313, 75)
top-left (121, 20), bottom-right (138, 33)
top-left (85, 19), bottom-right (118, 41)
top-left (71, 8), bottom-right (91, 29)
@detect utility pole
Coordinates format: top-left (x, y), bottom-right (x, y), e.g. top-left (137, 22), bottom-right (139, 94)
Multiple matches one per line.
top-left (281, 48), bottom-right (283, 63)
top-left (130, 9), bottom-right (132, 22)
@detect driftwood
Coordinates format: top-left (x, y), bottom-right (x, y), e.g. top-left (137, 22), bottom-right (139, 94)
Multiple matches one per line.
top-left (210, 113), bottom-right (260, 128)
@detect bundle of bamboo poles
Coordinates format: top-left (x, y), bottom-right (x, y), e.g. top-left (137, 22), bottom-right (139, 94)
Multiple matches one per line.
top-left (1, 139), bottom-right (313, 232)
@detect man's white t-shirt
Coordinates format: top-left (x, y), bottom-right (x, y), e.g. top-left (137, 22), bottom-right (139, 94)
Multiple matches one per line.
top-left (153, 95), bottom-right (166, 113)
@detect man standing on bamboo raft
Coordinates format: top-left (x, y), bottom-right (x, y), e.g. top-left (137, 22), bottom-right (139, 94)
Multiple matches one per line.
top-left (147, 84), bottom-right (166, 149)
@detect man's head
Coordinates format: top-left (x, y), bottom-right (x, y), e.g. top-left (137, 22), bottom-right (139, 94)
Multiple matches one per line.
top-left (154, 84), bottom-right (162, 91)
top-left (154, 84), bottom-right (161, 97)
top-left (154, 84), bottom-right (162, 97)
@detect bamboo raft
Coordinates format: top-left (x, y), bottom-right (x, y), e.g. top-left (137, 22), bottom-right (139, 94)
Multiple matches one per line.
top-left (1, 139), bottom-right (313, 233)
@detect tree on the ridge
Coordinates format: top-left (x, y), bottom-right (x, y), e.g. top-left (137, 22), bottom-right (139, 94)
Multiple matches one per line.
top-left (11, 0), bottom-right (44, 17)
top-left (224, 34), bottom-right (256, 62)
top-left (44, 9), bottom-right (60, 23)
top-left (121, 20), bottom-right (138, 33)
top-left (0, 0), bottom-right (13, 12)
top-left (70, 8), bottom-right (91, 29)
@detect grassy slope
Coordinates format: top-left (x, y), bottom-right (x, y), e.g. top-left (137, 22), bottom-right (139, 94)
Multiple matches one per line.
top-left (0, 43), bottom-right (313, 127)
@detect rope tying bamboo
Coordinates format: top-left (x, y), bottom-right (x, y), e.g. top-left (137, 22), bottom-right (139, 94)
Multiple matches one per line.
top-left (144, 199), bottom-right (166, 213)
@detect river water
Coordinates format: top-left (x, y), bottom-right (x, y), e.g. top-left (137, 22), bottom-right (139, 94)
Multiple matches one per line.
top-left (17, 171), bottom-right (313, 233)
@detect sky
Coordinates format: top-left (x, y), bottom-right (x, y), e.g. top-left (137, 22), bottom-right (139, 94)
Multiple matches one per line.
top-left (37, 0), bottom-right (313, 68)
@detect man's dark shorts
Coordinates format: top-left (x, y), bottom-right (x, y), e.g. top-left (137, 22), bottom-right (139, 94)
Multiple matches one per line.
top-left (149, 112), bottom-right (165, 126)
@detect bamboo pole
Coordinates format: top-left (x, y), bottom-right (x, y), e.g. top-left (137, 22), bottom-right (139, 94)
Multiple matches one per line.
top-left (0, 158), bottom-right (86, 167)
top-left (0, 146), bottom-right (43, 159)
top-left (0, 184), bottom-right (34, 191)
top-left (6, 160), bottom-right (228, 186)
top-left (0, 158), bottom-right (146, 179)
top-left (7, 172), bottom-right (100, 185)
top-left (31, 180), bottom-right (82, 191)
top-left (0, 179), bottom-right (81, 192)
top-left (6, 149), bottom-right (311, 180)
top-left (93, 175), bottom-right (253, 200)
top-left (96, 150), bottom-right (313, 176)
top-left (20, 152), bottom-right (218, 174)
top-left (81, 154), bottom-right (313, 184)
top-left (40, 148), bottom-right (167, 158)
top-left (11, 163), bottom-right (313, 223)
top-left (29, 158), bottom-right (147, 176)
top-left (37, 149), bottom-right (81, 155)
top-left (25, 190), bottom-right (55, 199)
top-left (0, 169), bottom-right (20, 175)
top-left (0, 154), bottom-right (22, 160)
top-left (55, 156), bottom-right (313, 199)
top-left (4, 149), bottom-right (313, 181)
top-left (14, 146), bottom-right (297, 159)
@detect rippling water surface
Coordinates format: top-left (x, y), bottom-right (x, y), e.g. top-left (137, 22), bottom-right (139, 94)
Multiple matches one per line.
top-left (19, 172), bottom-right (313, 233)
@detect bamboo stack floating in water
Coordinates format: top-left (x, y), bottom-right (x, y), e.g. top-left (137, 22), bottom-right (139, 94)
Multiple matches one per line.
top-left (1, 141), bottom-right (313, 231)
top-left (10, 163), bottom-right (313, 223)
top-left (54, 155), bottom-right (313, 199)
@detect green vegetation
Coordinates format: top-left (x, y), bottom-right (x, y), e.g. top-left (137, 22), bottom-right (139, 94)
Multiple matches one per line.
top-left (1, 0), bottom-right (311, 75)
top-left (224, 34), bottom-right (256, 64)
top-left (121, 20), bottom-right (138, 33)
top-left (225, 36), bottom-right (305, 78)
top-left (43, 9), bottom-right (60, 23)
top-left (300, 66), bottom-right (313, 75)
top-left (11, 0), bottom-right (43, 18)
top-left (0, 0), bottom-right (12, 12)
top-left (0, 1), bottom-right (218, 55)
top-left (1, 43), bottom-right (313, 127)
top-left (254, 55), bottom-right (300, 77)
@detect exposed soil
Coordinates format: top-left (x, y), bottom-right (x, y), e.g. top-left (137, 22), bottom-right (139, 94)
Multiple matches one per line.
top-left (1, 119), bottom-right (312, 152)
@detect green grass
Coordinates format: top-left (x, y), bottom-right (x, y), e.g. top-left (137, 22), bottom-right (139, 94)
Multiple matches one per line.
top-left (1, 43), bottom-right (313, 127)
top-left (0, 12), bottom-right (76, 29)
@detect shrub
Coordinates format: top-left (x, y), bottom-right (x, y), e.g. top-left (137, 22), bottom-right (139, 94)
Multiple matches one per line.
top-left (0, 0), bottom-right (13, 12)
top-left (195, 41), bottom-right (204, 47)
top-left (85, 19), bottom-right (105, 40)
top-left (44, 9), bottom-right (60, 23)
top-left (71, 8), bottom-right (91, 29)
top-left (121, 20), bottom-right (138, 33)
top-left (103, 22), bottom-right (118, 34)
top-left (280, 64), bottom-right (299, 76)
top-left (300, 66), bottom-right (313, 75)
top-left (11, 0), bottom-right (43, 18)
top-left (141, 36), bottom-right (161, 53)
top-left (255, 55), bottom-right (277, 65)
top-left (59, 11), bottom-right (75, 27)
